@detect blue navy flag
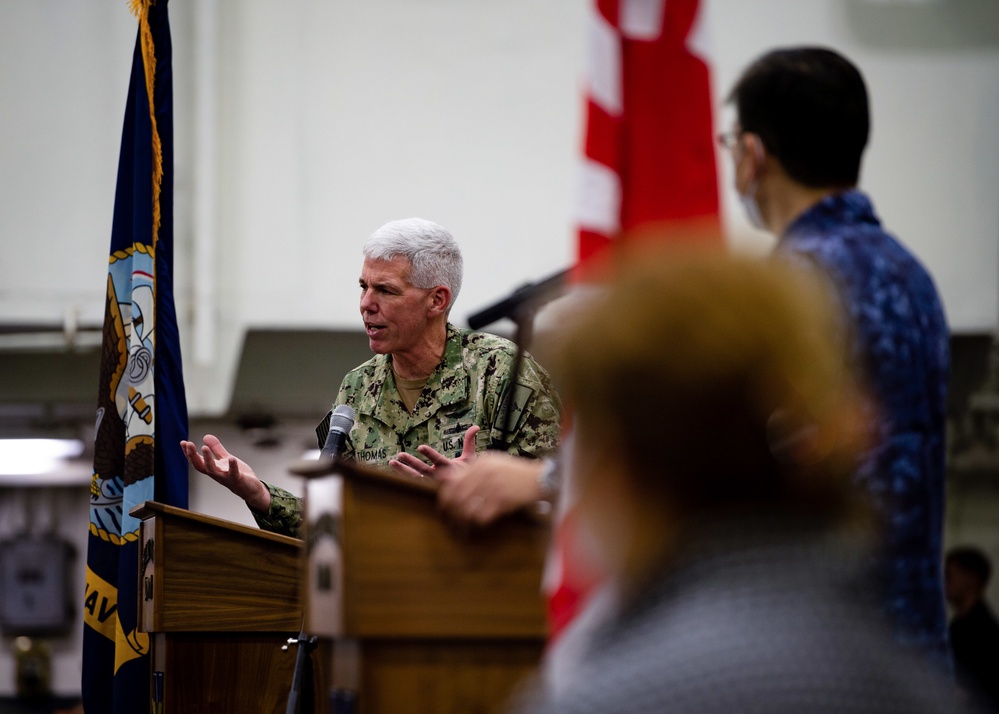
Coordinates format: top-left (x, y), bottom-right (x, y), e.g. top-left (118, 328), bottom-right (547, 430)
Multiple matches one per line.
top-left (83, 1), bottom-right (188, 711)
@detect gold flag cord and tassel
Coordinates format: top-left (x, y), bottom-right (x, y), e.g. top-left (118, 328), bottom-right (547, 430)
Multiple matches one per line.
top-left (129, 0), bottom-right (163, 252)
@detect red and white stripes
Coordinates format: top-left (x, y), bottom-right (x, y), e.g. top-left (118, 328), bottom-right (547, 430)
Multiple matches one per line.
top-left (575, 0), bottom-right (721, 264)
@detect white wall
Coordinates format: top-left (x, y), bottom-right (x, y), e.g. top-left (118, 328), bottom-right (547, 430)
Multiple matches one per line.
top-left (1, 0), bottom-right (997, 415)
top-left (0, 2), bottom-right (136, 326)
top-left (182, 0), bottom-right (588, 412)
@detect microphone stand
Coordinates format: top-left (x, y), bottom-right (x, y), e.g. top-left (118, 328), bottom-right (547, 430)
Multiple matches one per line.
top-left (467, 268), bottom-right (568, 333)
top-left (467, 267), bottom-right (569, 447)
top-left (283, 624), bottom-right (319, 714)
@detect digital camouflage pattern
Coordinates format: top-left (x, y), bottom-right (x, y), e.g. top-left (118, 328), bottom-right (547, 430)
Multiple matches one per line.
top-left (253, 324), bottom-right (562, 537)
top-left (776, 190), bottom-right (950, 665)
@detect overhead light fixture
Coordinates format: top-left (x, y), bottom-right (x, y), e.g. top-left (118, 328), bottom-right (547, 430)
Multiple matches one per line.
top-left (0, 439), bottom-right (89, 486)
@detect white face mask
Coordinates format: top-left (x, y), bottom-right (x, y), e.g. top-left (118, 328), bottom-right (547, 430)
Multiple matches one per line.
top-left (734, 132), bottom-right (768, 231)
top-left (739, 177), bottom-right (767, 230)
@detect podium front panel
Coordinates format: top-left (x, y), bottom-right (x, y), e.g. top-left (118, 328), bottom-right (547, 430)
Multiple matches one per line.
top-left (336, 468), bottom-right (549, 639)
top-left (135, 501), bottom-right (303, 633)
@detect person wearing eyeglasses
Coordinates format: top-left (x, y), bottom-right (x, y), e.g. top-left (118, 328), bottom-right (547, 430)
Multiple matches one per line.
top-left (720, 47), bottom-right (950, 668)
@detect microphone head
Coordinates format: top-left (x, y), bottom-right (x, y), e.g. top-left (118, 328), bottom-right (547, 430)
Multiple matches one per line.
top-left (330, 404), bottom-right (356, 434)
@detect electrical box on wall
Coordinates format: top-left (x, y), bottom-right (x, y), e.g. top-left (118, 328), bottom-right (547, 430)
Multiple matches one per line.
top-left (0, 535), bottom-right (75, 636)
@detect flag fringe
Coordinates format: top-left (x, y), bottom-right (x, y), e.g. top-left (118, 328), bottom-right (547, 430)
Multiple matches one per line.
top-left (129, 0), bottom-right (164, 250)
top-left (89, 522), bottom-right (142, 545)
top-left (109, 242), bottom-right (155, 266)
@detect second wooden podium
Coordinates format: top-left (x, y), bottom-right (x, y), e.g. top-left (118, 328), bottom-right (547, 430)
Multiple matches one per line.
top-left (132, 501), bottom-right (311, 714)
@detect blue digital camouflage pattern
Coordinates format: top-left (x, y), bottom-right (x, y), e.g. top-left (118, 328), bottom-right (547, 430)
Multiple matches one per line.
top-left (253, 323), bottom-right (563, 537)
top-left (776, 190), bottom-right (950, 663)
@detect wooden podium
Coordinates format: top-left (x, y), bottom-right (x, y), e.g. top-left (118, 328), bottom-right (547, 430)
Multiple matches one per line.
top-left (133, 460), bottom-right (550, 714)
top-left (132, 501), bottom-right (316, 714)
top-left (296, 458), bottom-right (550, 714)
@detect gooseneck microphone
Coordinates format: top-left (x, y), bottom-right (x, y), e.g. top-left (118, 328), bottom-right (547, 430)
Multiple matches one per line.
top-left (320, 404), bottom-right (356, 460)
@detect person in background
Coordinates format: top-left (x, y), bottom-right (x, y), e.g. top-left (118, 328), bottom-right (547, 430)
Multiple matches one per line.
top-left (946, 546), bottom-right (999, 710)
top-left (717, 46), bottom-right (951, 664)
top-left (181, 218), bottom-right (562, 537)
top-left (510, 248), bottom-right (970, 714)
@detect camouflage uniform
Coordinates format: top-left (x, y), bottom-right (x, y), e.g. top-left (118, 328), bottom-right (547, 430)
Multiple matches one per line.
top-left (253, 323), bottom-right (562, 536)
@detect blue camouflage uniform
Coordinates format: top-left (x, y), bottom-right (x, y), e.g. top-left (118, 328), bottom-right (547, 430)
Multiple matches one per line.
top-left (775, 189), bottom-right (950, 664)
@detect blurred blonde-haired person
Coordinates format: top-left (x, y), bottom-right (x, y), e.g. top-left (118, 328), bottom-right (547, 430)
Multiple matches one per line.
top-left (512, 248), bottom-right (973, 714)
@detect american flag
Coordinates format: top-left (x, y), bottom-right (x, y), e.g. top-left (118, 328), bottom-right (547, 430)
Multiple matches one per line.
top-left (549, 0), bottom-right (722, 637)
top-left (576, 0), bottom-right (720, 265)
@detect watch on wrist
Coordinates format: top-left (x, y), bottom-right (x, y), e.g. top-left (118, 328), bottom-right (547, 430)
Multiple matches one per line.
top-left (538, 457), bottom-right (561, 500)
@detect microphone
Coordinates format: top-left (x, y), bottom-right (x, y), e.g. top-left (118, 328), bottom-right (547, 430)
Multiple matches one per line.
top-left (467, 267), bottom-right (569, 330)
top-left (320, 404), bottom-right (356, 460)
